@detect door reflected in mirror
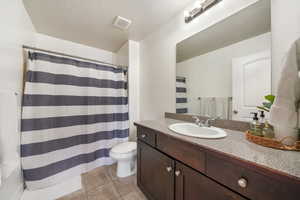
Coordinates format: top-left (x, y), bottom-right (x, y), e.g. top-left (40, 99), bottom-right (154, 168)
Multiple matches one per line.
top-left (176, 0), bottom-right (271, 122)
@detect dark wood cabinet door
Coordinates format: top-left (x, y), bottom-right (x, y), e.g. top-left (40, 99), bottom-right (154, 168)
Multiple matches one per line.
top-left (175, 162), bottom-right (247, 200)
top-left (137, 141), bottom-right (174, 200)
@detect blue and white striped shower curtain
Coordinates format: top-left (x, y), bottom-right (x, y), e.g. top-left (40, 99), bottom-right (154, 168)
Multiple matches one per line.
top-left (176, 77), bottom-right (188, 114)
top-left (21, 51), bottom-right (129, 190)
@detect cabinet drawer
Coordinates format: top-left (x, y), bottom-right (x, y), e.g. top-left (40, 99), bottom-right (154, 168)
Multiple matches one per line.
top-left (157, 133), bottom-right (205, 173)
top-left (206, 152), bottom-right (300, 200)
top-left (137, 127), bottom-right (156, 147)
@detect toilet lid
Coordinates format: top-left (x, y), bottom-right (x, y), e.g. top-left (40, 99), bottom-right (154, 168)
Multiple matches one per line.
top-left (111, 142), bottom-right (137, 154)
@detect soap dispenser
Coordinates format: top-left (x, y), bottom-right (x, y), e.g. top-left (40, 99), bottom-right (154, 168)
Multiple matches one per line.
top-left (250, 112), bottom-right (262, 136)
top-left (259, 110), bottom-right (266, 124)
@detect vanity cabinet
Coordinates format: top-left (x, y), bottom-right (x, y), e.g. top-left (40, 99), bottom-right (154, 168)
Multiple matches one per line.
top-left (137, 141), bottom-right (174, 200)
top-left (136, 125), bottom-right (300, 200)
top-left (138, 139), bottom-right (246, 200)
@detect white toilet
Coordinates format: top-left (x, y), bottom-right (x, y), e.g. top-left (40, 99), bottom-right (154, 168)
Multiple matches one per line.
top-left (110, 142), bottom-right (137, 178)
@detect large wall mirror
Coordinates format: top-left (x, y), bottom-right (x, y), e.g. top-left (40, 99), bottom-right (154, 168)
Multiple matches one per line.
top-left (175, 0), bottom-right (271, 122)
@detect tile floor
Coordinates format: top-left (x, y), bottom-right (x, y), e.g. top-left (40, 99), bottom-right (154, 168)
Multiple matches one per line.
top-left (57, 164), bottom-right (147, 200)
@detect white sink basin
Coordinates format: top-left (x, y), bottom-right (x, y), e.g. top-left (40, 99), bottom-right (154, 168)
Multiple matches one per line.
top-left (168, 123), bottom-right (227, 139)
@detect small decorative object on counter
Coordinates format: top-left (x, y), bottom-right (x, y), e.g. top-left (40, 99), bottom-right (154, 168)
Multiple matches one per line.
top-left (246, 131), bottom-right (300, 151)
top-left (246, 94), bottom-right (300, 150)
top-left (262, 121), bottom-right (275, 138)
top-left (250, 112), bottom-right (262, 136)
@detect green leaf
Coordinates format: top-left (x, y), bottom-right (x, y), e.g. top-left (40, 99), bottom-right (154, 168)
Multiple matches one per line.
top-left (263, 102), bottom-right (272, 109)
top-left (257, 106), bottom-right (270, 112)
top-left (264, 95), bottom-right (275, 104)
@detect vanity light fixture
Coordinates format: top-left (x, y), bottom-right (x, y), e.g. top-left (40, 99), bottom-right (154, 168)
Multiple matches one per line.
top-left (184, 0), bottom-right (222, 23)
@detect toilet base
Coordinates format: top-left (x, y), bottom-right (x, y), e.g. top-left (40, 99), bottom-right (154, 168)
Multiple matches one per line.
top-left (116, 159), bottom-right (136, 178)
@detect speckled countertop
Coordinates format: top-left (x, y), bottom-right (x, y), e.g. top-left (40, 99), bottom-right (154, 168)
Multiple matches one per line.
top-left (135, 118), bottom-right (300, 179)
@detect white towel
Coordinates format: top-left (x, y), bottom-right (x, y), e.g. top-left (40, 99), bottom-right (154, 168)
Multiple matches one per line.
top-left (215, 98), bottom-right (229, 120)
top-left (269, 38), bottom-right (300, 143)
top-left (0, 90), bottom-right (20, 183)
top-left (200, 97), bottom-right (216, 117)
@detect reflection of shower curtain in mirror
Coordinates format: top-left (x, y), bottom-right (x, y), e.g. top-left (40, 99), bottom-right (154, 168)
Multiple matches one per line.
top-left (176, 77), bottom-right (188, 114)
top-left (199, 97), bottom-right (231, 119)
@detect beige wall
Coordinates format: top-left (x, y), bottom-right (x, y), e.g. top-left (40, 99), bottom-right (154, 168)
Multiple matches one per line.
top-left (139, 0), bottom-right (259, 120)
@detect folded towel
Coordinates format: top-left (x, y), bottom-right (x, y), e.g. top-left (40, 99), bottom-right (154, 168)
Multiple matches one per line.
top-left (269, 38), bottom-right (300, 143)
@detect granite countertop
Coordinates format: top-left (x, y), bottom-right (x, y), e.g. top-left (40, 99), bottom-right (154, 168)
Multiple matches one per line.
top-left (135, 118), bottom-right (300, 179)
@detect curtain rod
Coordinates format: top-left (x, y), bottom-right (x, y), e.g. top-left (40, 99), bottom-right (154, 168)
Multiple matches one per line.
top-left (22, 45), bottom-right (128, 69)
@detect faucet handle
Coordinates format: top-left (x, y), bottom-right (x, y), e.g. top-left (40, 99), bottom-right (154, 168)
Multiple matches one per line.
top-left (192, 116), bottom-right (205, 127)
top-left (213, 116), bottom-right (221, 120)
top-left (192, 116), bottom-right (201, 123)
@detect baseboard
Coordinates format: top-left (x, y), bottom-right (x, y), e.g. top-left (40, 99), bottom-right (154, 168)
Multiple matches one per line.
top-left (21, 175), bottom-right (82, 200)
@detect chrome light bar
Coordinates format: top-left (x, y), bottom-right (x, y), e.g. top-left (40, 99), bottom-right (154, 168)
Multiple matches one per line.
top-left (184, 0), bottom-right (223, 23)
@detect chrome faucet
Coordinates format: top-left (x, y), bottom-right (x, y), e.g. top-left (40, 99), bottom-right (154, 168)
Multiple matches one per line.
top-left (204, 116), bottom-right (220, 127)
top-left (192, 116), bottom-right (204, 127)
top-left (192, 116), bottom-right (220, 127)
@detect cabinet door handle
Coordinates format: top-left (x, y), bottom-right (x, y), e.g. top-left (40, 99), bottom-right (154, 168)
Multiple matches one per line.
top-left (166, 166), bottom-right (172, 172)
top-left (141, 134), bottom-right (146, 138)
top-left (175, 170), bottom-right (181, 176)
top-left (238, 178), bottom-right (248, 188)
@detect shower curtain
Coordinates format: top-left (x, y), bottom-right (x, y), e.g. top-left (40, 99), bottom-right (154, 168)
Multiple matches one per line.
top-left (176, 77), bottom-right (188, 114)
top-left (21, 51), bottom-right (129, 190)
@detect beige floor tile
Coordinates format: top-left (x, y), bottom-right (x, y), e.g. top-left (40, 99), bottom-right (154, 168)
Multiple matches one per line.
top-left (106, 164), bottom-right (118, 181)
top-left (112, 175), bottom-right (137, 197)
top-left (82, 167), bottom-right (111, 192)
top-left (113, 181), bottom-right (135, 197)
top-left (122, 190), bottom-right (147, 200)
top-left (87, 183), bottom-right (121, 200)
top-left (56, 189), bottom-right (87, 200)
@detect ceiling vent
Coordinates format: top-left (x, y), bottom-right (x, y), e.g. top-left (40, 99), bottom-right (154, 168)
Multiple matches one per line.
top-left (113, 16), bottom-right (132, 30)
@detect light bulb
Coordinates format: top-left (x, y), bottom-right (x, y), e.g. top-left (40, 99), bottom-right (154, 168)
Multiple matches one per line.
top-left (184, 10), bottom-right (190, 18)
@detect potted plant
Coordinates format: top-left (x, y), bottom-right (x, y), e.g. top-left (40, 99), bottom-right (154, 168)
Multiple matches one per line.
top-left (257, 94), bottom-right (275, 112)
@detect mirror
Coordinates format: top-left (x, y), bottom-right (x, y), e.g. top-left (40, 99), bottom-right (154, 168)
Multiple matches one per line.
top-left (176, 0), bottom-right (271, 122)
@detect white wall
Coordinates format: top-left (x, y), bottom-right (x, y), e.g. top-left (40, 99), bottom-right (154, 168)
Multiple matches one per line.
top-left (116, 41), bottom-right (140, 140)
top-left (35, 33), bottom-right (115, 64)
top-left (139, 0), bottom-right (260, 120)
top-left (0, 0), bottom-right (36, 199)
top-left (177, 32), bottom-right (271, 114)
top-left (271, 0), bottom-right (300, 93)
top-left (116, 42), bottom-right (129, 66)
top-left (128, 41), bottom-right (140, 140)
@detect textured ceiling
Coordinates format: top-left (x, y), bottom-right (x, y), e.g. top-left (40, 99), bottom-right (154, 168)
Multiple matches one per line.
top-left (177, 0), bottom-right (271, 63)
top-left (23, 0), bottom-right (193, 52)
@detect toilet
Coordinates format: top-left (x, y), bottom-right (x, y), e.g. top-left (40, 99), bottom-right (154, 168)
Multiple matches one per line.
top-left (109, 142), bottom-right (137, 178)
